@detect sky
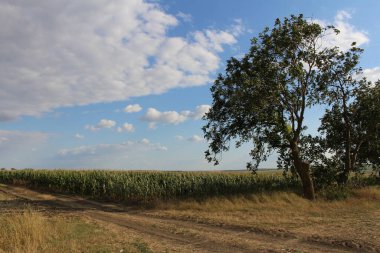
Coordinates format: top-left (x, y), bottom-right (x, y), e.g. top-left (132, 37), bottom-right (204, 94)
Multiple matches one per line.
top-left (1, 0), bottom-right (379, 170)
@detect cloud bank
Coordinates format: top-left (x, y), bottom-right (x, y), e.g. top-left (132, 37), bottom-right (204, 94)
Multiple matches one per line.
top-left (0, 0), bottom-right (240, 121)
top-left (58, 138), bottom-right (167, 157)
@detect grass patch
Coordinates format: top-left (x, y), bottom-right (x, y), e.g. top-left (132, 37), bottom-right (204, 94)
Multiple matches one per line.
top-left (0, 208), bottom-right (50, 253)
top-left (317, 185), bottom-right (353, 201)
top-left (131, 239), bottom-right (154, 253)
top-left (0, 208), bottom-right (153, 253)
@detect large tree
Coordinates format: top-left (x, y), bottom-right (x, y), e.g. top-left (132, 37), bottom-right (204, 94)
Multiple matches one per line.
top-left (203, 15), bottom-right (349, 200)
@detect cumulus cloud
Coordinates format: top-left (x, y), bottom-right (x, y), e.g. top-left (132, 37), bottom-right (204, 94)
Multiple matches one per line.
top-left (143, 108), bottom-right (188, 125)
top-left (142, 104), bottom-right (210, 127)
top-left (183, 105), bottom-right (211, 120)
top-left (362, 67), bottom-right (380, 83)
top-left (187, 135), bottom-right (205, 143)
top-left (85, 119), bottom-right (116, 132)
top-left (124, 104), bottom-right (142, 113)
top-left (0, 0), bottom-right (240, 121)
top-left (58, 138), bottom-right (167, 157)
top-left (117, 122), bottom-right (135, 133)
top-left (316, 10), bottom-right (369, 51)
top-left (175, 134), bottom-right (205, 143)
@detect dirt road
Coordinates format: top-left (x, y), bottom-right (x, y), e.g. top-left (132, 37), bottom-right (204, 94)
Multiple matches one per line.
top-left (0, 184), bottom-right (378, 253)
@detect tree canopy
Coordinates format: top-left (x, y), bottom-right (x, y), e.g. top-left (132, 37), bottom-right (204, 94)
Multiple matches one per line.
top-left (203, 14), bottom-right (379, 199)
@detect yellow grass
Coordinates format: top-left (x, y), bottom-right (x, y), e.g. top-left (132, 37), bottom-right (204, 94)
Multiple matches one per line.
top-left (0, 186), bottom-right (379, 252)
top-left (0, 208), bottom-right (153, 253)
top-left (149, 186), bottom-right (380, 241)
top-left (0, 209), bottom-right (51, 253)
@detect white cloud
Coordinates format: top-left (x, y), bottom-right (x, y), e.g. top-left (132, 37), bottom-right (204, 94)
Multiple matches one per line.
top-left (176, 12), bottom-right (192, 23)
top-left (143, 108), bottom-right (188, 125)
top-left (362, 67), bottom-right (380, 83)
top-left (0, 0), bottom-right (240, 121)
top-left (97, 119), bottom-right (117, 128)
top-left (117, 122), bottom-right (135, 133)
top-left (58, 138), bottom-right (167, 157)
top-left (124, 104), bottom-right (142, 113)
top-left (175, 134), bottom-right (204, 143)
top-left (187, 135), bottom-right (204, 143)
top-left (188, 104), bottom-right (211, 120)
top-left (316, 10), bottom-right (369, 51)
top-left (140, 138), bottom-right (150, 145)
top-left (75, 133), bottom-right (84, 139)
top-left (142, 104), bottom-right (210, 127)
top-left (85, 119), bottom-right (116, 132)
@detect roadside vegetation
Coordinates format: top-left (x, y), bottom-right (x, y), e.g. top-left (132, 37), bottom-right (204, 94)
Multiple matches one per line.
top-left (0, 185), bottom-right (379, 253)
top-left (0, 192), bottom-right (153, 253)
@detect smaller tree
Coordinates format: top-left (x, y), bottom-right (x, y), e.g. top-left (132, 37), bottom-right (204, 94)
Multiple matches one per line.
top-left (354, 81), bottom-right (380, 175)
top-left (317, 45), bottom-right (364, 184)
top-left (319, 79), bottom-right (380, 182)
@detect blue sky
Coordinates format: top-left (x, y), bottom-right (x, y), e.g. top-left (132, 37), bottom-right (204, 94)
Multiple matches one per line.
top-left (1, 0), bottom-right (379, 170)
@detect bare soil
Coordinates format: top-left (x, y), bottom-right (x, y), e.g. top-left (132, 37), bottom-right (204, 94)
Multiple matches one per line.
top-left (0, 184), bottom-right (379, 253)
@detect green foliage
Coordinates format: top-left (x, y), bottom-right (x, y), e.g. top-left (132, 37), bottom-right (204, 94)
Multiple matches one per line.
top-left (318, 80), bottom-right (380, 183)
top-left (0, 170), bottom-right (300, 202)
top-left (355, 81), bottom-right (380, 166)
top-left (318, 184), bottom-right (352, 201)
top-left (132, 239), bottom-right (153, 253)
top-left (203, 14), bottom-right (337, 172)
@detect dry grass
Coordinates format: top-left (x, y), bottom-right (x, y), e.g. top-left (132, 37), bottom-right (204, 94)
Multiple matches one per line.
top-left (154, 186), bottom-right (380, 211)
top-left (0, 209), bottom-right (51, 253)
top-left (148, 186), bottom-right (380, 243)
top-left (0, 208), bottom-right (154, 253)
top-left (0, 186), bottom-right (379, 252)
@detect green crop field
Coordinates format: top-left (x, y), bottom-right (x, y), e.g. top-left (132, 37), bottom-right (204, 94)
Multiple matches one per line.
top-left (0, 169), bottom-right (299, 202)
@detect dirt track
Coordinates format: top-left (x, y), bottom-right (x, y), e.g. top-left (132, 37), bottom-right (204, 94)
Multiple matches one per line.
top-left (1, 184), bottom-right (379, 253)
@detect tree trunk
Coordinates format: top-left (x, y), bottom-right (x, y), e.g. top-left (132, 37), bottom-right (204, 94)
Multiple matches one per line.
top-left (339, 122), bottom-right (351, 184)
top-left (341, 95), bottom-right (352, 184)
top-left (296, 160), bottom-right (315, 200)
top-left (290, 141), bottom-right (316, 200)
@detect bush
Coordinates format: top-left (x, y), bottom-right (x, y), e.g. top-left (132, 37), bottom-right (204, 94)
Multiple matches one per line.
top-left (318, 184), bottom-right (352, 201)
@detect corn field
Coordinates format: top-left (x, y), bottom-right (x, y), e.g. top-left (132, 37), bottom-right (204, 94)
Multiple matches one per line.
top-left (0, 169), bottom-right (300, 202)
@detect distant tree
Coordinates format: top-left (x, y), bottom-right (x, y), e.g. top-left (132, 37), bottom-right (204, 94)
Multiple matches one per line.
top-left (317, 45), bottom-right (365, 184)
top-left (314, 30), bottom-right (380, 179)
top-left (203, 15), bottom-right (345, 200)
top-left (351, 81), bottom-right (380, 175)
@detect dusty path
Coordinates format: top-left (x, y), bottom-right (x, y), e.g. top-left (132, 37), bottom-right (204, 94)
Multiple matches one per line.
top-left (0, 184), bottom-right (379, 253)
